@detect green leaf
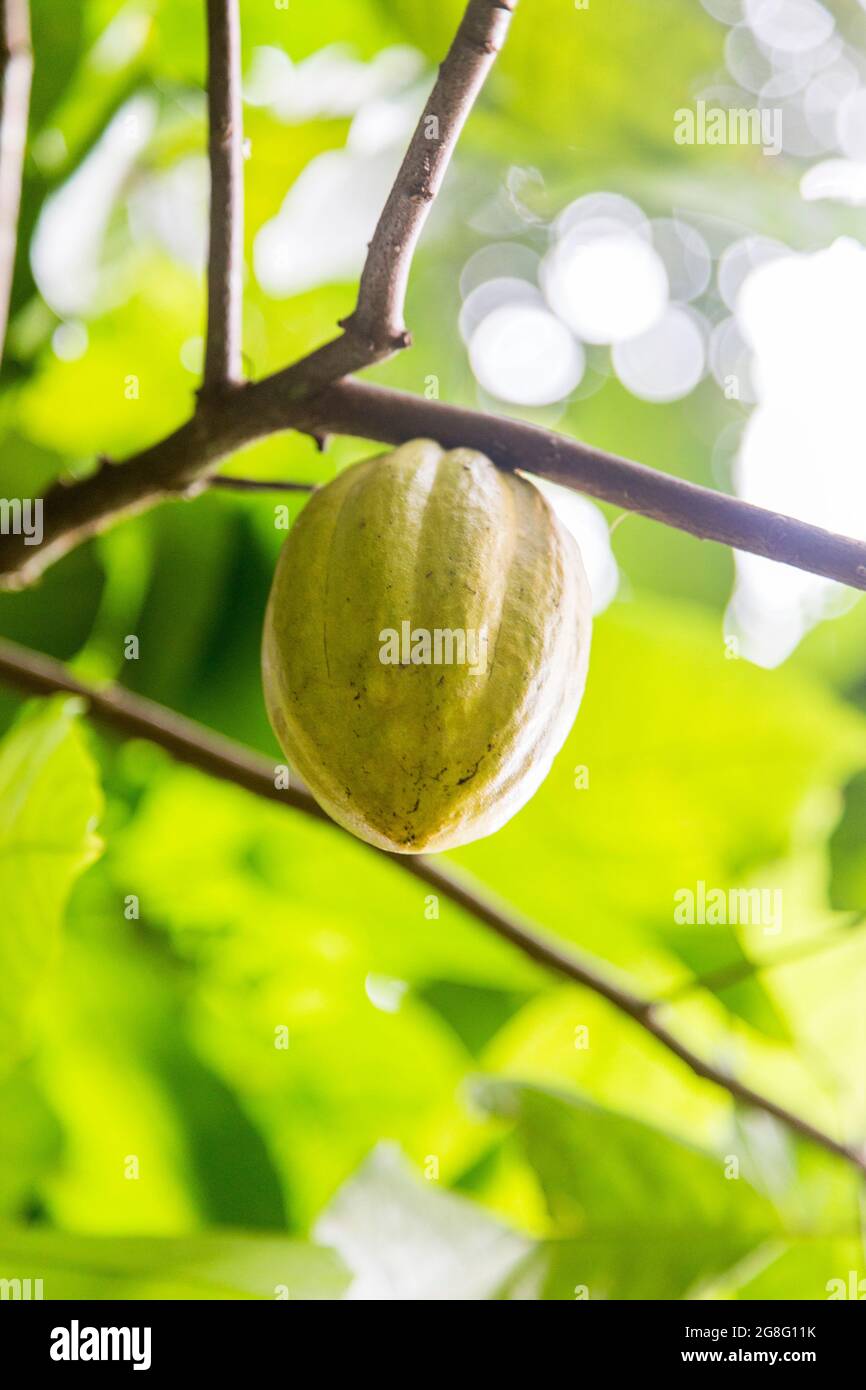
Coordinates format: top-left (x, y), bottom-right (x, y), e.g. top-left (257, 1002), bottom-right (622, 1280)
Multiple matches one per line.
top-left (315, 1142), bottom-right (531, 1299)
top-left (453, 598), bottom-right (866, 1031)
top-left (0, 1070), bottom-right (61, 1218)
top-left (16, 257), bottom-right (201, 458)
top-left (28, 0), bottom-right (88, 135)
top-left (112, 763), bottom-right (538, 991)
top-left (150, 0), bottom-right (402, 83)
top-left (0, 698), bottom-right (102, 1069)
top-left (0, 1225), bottom-right (348, 1300)
top-left (703, 1238), bottom-right (866, 1302)
top-left (659, 925), bottom-right (792, 1044)
top-left (417, 980), bottom-right (537, 1057)
top-left (475, 1078), bottom-right (780, 1300)
top-left (828, 770), bottom-right (866, 911)
top-left (382, 0), bottom-right (719, 158)
top-left (23, 903), bottom-right (291, 1234)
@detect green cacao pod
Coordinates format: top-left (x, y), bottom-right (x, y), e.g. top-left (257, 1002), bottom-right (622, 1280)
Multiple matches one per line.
top-left (262, 439), bottom-right (592, 853)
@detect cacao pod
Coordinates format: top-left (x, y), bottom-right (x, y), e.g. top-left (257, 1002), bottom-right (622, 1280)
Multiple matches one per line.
top-left (262, 439), bottom-right (592, 852)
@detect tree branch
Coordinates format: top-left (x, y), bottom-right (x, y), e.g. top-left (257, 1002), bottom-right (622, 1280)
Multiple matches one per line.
top-left (4, 375), bottom-right (866, 592)
top-left (0, 635), bottom-right (862, 1176)
top-left (305, 381), bottom-right (866, 588)
top-left (0, 0), bottom-right (517, 579)
top-left (269, 0), bottom-right (518, 395)
top-left (3, 0), bottom-right (862, 597)
top-left (1, 0), bottom-right (865, 607)
top-left (0, 0), bottom-right (31, 369)
top-left (203, 0), bottom-right (243, 391)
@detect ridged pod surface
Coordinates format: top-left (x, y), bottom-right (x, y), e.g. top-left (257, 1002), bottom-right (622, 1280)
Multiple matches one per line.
top-left (262, 439), bottom-right (592, 852)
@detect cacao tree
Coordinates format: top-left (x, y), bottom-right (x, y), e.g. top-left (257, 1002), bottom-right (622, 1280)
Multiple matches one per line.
top-left (0, 0), bottom-right (864, 1310)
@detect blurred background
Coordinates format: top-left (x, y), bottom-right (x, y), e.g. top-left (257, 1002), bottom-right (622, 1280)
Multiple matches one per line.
top-left (1, 0), bottom-right (866, 1299)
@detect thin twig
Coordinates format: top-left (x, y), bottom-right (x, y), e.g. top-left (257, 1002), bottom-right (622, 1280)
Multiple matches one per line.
top-left (3, 375), bottom-right (866, 593)
top-left (209, 475), bottom-right (316, 493)
top-left (0, 635), bottom-right (862, 1176)
top-left (659, 913), bottom-right (866, 1004)
top-left (350, 0), bottom-right (516, 352)
top-left (272, 0), bottom-right (519, 395)
top-left (0, 0), bottom-right (31, 369)
top-left (203, 0), bottom-right (243, 391)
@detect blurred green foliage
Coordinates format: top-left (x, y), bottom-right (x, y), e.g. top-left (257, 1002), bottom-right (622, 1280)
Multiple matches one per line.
top-left (0, 0), bottom-right (864, 1300)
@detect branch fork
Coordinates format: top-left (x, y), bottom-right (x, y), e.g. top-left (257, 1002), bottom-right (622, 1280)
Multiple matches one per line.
top-left (1, 0), bottom-right (865, 597)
